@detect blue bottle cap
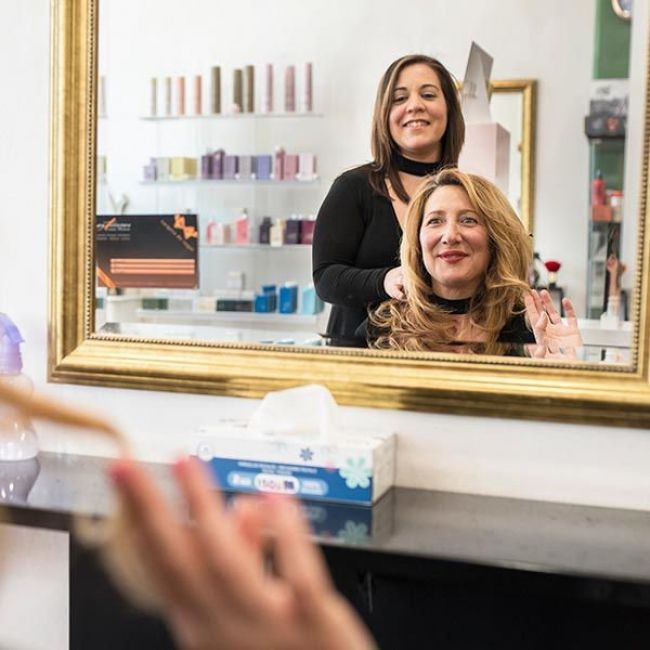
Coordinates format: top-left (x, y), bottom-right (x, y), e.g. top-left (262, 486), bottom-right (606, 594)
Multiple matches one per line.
top-left (0, 313), bottom-right (24, 374)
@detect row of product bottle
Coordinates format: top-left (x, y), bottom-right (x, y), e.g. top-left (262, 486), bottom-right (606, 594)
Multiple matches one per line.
top-left (591, 170), bottom-right (624, 222)
top-left (140, 284), bottom-right (324, 316)
top-left (205, 210), bottom-right (316, 246)
top-left (148, 62), bottom-right (313, 117)
top-left (143, 148), bottom-right (317, 182)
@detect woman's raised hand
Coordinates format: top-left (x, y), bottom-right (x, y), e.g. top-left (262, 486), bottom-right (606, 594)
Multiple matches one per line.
top-left (109, 456), bottom-right (376, 650)
top-left (383, 266), bottom-right (405, 300)
top-left (524, 289), bottom-right (583, 359)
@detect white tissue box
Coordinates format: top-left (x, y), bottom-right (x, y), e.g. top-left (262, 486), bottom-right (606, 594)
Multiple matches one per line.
top-left (192, 421), bottom-right (396, 505)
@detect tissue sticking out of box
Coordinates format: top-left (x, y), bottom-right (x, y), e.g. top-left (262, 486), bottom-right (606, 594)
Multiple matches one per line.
top-left (458, 41), bottom-right (511, 195)
top-left (247, 384), bottom-right (340, 439)
top-left (194, 384), bottom-right (396, 504)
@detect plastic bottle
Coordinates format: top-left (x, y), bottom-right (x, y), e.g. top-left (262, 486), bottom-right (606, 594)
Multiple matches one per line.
top-left (592, 170), bottom-right (606, 206)
top-left (0, 313), bottom-right (38, 460)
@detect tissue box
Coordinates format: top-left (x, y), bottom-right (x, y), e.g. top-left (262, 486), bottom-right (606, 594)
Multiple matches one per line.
top-left (192, 422), bottom-right (395, 505)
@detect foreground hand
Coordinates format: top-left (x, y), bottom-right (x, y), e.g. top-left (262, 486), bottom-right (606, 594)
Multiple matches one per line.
top-left (109, 457), bottom-right (375, 650)
top-left (524, 289), bottom-right (583, 359)
top-left (383, 266), bottom-right (405, 300)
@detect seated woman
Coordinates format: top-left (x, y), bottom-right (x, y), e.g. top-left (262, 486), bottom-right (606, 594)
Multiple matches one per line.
top-left (364, 168), bottom-right (582, 358)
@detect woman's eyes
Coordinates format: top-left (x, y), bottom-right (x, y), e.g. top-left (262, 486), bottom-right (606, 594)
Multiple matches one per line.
top-left (392, 92), bottom-right (439, 103)
top-left (425, 215), bottom-right (480, 226)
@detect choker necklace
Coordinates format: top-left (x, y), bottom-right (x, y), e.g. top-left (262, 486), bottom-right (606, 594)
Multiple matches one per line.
top-left (395, 153), bottom-right (442, 177)
top-left (431, 294), bottom-right (471, 315)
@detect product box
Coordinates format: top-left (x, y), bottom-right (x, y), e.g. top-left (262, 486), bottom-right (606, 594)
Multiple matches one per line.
top-left (96, 214), bottom-right (199, 289)
top-left (279, 283), bottom-right (298, 313)
top-left (192, 422), bottom-right (396, 505)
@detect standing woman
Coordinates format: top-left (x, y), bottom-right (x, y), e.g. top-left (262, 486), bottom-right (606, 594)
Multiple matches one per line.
top-left (313, 54), bottom-right (465, 346)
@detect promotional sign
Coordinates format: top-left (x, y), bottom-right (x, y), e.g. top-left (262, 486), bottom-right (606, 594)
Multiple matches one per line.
top-left (96, 214), bottom-right (198, 289)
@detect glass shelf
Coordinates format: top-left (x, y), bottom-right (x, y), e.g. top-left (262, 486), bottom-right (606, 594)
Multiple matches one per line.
top-left (136, 308), bottom-right (319, 326)
top-left (199, 243), bottom-right (311, 250)
top-left (140, 178), bottom-right (319, 187)
top-left (140, 112), bottom-right (323, 121)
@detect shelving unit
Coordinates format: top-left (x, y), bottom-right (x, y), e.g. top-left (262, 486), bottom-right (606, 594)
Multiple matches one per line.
top-left (200, 243), bottom-right (310, 250)
top-left (100, 107), bottom-right (326, 342)
top-left (585, 136), bottom-right (626, 319)
top-left (140, 179), bottom-right (319, 186)
top-left (140, 112), bottom-right (323, 121)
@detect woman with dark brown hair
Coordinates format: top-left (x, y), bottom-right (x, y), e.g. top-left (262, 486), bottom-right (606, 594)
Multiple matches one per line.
top-left (313, 54), bottom-right (465, 347)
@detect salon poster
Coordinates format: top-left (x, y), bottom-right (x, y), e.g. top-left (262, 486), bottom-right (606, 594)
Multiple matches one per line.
top-left (96, 214), bottom-right (199, 289)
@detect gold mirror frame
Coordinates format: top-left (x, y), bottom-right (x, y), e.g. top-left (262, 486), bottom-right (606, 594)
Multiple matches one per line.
top-left (489, 79), bottom-right (536, 235)
top-left (49, 0), bottom-right (650, 427)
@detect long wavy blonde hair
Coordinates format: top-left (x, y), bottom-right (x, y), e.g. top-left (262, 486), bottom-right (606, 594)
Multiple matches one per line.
top-left (371, 169), bottom-right (532, 351)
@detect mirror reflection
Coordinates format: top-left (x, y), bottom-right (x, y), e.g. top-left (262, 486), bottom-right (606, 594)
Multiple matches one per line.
top-left (95, 0), bottom-right (635, 365)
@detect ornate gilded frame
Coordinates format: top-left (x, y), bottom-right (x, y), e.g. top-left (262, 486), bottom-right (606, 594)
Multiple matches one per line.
top-left (49, 0), bottom-right (650, 427)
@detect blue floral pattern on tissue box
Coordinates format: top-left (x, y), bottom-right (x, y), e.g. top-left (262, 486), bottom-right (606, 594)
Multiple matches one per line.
top-left (339, 457), bottom-right (371, 489)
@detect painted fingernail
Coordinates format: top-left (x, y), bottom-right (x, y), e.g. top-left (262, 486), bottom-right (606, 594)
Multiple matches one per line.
top-left (172, 455), bottom-right (191, 476)
top-left (108, 459), bottom-right (129, 485)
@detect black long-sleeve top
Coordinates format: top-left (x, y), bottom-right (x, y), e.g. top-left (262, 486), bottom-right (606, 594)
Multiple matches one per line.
top-left (312, 166), bottom-right (401, 346)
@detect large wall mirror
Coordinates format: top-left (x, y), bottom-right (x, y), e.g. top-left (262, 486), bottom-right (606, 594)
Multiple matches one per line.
top-left (50, 0), bottom-right (650, 426)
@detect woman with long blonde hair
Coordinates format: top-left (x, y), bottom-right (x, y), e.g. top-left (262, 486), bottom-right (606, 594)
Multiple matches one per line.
top-left (368, 169), bottom-right (582, 357)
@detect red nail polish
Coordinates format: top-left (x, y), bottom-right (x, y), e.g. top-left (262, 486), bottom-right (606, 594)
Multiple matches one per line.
top-left (172, 455), bottom-right (191, 476)
top-left (108, 460), bottom-right (129, 484)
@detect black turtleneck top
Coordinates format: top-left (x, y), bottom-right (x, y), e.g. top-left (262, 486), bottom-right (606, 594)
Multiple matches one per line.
top-left (313, 160), bottom-right (442, 346)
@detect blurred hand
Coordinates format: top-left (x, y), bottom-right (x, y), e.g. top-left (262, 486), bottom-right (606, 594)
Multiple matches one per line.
top-left (524, 289), bottom-right (582, 359)
top-left (109, 457), bottom-right (375, 650)
top-left (383, 266), bottom-right (405, 300)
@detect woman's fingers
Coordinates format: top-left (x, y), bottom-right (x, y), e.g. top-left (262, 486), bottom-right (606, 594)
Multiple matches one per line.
top-left (172, 457), bottom-right (275, 611)
top-left (109, 459), bottom-right (207, 613)
top-left (562, 298), bottom-right (579, 328)
top-left (524, 292), bottom-right (539, 323)
top-left (540, 290), bottom-right (561, 324)
top-left (266, 495), bottom-right (332, 599)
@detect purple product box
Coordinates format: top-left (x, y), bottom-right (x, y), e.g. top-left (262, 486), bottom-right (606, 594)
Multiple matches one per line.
top-left (299, 220), bottom-right (316, 245)
top-left (200, 153), bottom-right (213, 179)
top-left (255, 155), bottom-right (272, 180)
top-left (143, 162), bottom-right (157, 181)
top-left (223, 155), bottom-right (239, 179)
top-left (283, 154), bottom-right (299, 180)
top-left (211, 150), bottom-right (224, 179)
top-left (285, 219), bottom-right (301, 244)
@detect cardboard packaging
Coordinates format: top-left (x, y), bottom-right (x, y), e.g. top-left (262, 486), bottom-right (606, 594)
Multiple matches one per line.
top-left (193, 421), bottom-right (395, 505)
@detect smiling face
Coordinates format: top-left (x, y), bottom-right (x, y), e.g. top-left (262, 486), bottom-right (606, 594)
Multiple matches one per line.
top-left (419, 185), bottom-right (491, 299)
top-left (389, 63), bottom-right (448, 162)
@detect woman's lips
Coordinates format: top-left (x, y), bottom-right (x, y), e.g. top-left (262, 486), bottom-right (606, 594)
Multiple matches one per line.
top-left (438, 252), bottom-right (468, 264)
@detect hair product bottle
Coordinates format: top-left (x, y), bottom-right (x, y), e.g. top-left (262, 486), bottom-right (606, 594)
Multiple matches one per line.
top-left (0, 314), bottom-right (38, 460)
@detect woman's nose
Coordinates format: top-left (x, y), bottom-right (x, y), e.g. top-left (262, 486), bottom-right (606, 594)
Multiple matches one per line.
top-left (441, 222), bottom-right (461, 243)
top-left (405, 93), bottom-right (424, 112)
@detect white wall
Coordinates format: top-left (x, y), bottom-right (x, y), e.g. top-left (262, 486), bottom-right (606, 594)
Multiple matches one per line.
top-left (0, 2), bottom-right (648, 647)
